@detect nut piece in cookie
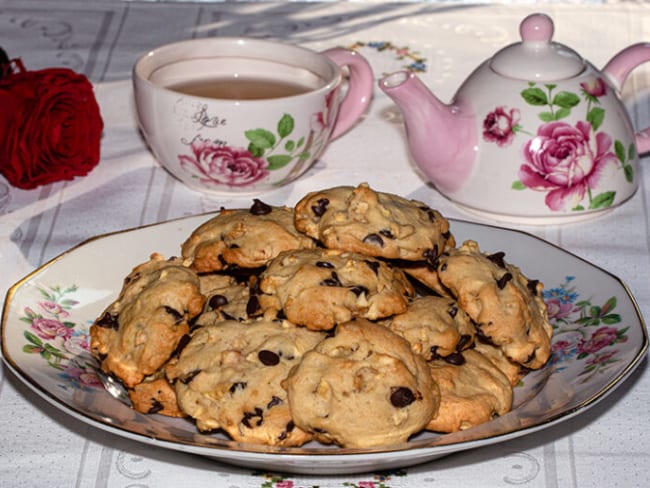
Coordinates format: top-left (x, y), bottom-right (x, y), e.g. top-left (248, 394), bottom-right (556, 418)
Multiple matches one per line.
top-left (258, 248), bottom-right (415, 331)
top-left (436, 240), bottom-right (553, 369)
top-left (181, 200), bottom-right (315, 273)
top-left (385, 295), bottom-right (475, 362)
top-left (285, 319), bottom-right (439, 448)
top-left (426, 349), bottom-right (513, 433)
top-left (166, 319), bottom-right (325, 447)
top-left (294, 183), bottom-right (455, 262)
top-left (90, 253), bottom-right (205, 388)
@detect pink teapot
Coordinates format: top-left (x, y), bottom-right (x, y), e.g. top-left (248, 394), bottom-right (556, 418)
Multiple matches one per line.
top-left (380, 13), bottom-right (650, 223)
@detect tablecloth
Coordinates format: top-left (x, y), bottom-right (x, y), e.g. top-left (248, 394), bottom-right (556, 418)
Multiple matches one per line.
top-left (0, 1), bottom-right (649, 486)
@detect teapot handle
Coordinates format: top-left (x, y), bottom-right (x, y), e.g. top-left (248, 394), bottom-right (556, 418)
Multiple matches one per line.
top-left (603, 42), bottom-right (650, 154)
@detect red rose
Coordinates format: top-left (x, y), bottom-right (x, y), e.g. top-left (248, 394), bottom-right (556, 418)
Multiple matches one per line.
top-left (0, 55), bottom-right (103, 189)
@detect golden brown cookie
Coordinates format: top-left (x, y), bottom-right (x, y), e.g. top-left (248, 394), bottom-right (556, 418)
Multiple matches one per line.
top-left (436, 240), bottom-right (552, 369)
top-left (181, 199), bottom-right (315, 273)
top-left (195, 273), bottom-right (252, 324)
top-left (166, 319), bottom-right (325, 447)
top-left (385, 295), bottom-right (475, 361)
top-left (257, 248), bottom-right (415, 330)
top-left (294, 183), bottom-right (455, 263)
top-left (129, 375), bottom-right (185, 417)
top-left (90, 253), bottom-right (205, 388)
top-left (285, 319), bottom-right (439, 448)
top-left (426, 349), bottom-right (513, 433)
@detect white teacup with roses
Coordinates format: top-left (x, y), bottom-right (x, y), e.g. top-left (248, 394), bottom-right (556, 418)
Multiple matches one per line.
top-left (133, 37), bottom-right (373, 194)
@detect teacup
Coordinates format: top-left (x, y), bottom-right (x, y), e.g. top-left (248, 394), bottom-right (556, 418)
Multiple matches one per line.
top-left (133, 37), bottom-right (373, 194)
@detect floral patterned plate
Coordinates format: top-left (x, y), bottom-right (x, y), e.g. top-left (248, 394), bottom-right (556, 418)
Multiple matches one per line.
top-left (1, 215), bottom-right (647, 475)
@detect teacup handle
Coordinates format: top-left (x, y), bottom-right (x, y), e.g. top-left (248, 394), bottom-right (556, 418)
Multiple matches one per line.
top-left (321, 48), bottom-right (374, 140)
top-left (603, 43), bottom-right (650, 154)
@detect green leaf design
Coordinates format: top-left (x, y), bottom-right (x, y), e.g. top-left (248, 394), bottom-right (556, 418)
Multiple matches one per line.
top-left (552, 91), bottom-right (580, 109)
top-left (601, 296), bottom-right (617, 315)
top-left (298, 151), bottom-right (311, 162)
top-left (277, 113), bottom-right (295, 138)
top-left (247, 143), bottom-right (264, 158)
top-left (628, 143), bottom-right (636, 161)
top-left (554, 107), bottom-right (571, 120)
top-left (24, 330), bottom-right (43, 346)
top-left (284, 140), bottom-right (295, 151)
top-left (512, 180), bottom-right (526, 190)
top-left (589, 191), bottom-right (616, 209)
top-left (245, 129), bottom-right (276, 149)
top-left (23, 345), bottom-right (43, 354)
top-left (587, 107), bottom-right (605, 131)
top-left (521, 87), bottom-right (549, 106)
top-left (614, 140), bottom-right (625, 163)
top-left (296, 136), bottom-right (305, 148)
top-left (266, 155), bottom-right (293, 170)
top-left (624, 164), bottom-right (634, 183)
top-left (539, 112), bottom-right (555, 122)
top-left (602, 315), bottom-right (622, 324)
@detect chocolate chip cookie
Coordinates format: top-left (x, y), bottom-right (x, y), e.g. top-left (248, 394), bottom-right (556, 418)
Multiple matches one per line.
top-left (167, 319), bottom-right (325, 447)
top-left (257, 248), bottom-right (415, 330)
top-left (294, 183), bottom-right (455, 263)
top-left (285, 319), bottom-right (439, 448)
top-left (426, 349), bottom-right (513, 433)
top-left (90, 253), bottom-right (205, 388)
top-left (181, 199), bottom-right (316, 273)
top-left (436, 240), bottom-right (552, 369)
top-left (385, 295), bottom-right (475, 362)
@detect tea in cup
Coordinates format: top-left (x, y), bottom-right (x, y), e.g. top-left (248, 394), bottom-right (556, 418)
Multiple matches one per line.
top-left (133, 37), bottom-right (373, 194)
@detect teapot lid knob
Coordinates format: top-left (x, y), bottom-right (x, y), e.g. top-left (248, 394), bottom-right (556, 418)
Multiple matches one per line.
top-left (490, 13), bottom-right (585, 81)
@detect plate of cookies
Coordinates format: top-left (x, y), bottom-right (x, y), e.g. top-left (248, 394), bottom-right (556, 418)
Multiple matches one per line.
top-left (1, 183), bottom-right (647, 474)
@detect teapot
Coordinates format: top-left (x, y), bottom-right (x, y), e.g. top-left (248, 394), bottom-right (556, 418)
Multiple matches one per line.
top-left (379, 13), bottom-right (650, 224)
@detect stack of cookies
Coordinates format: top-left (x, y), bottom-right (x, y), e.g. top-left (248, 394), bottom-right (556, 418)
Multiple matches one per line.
top-left (90, 183), bottom-right (553, 449)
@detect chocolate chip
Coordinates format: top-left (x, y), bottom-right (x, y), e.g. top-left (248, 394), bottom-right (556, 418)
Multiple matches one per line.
top-left (267, 396), bottom-right (283, 409)
top-left (209, 294), bottom-right (228, 310)
top-left (423, 246), bottom-right (439, 265)
top-left (487, 251), bottom-right (506, 269)
top-left (241, 407), bottom-right (264, 428)
top-left (246, 295), bottom-right (261, 315)
top-left (447, 305), bottom-right (458, 318)
top-left (527, 279), bottom-right (540, 296)
top-left (364, 260), bottom-right (380, 275)
top-left (312, 198), bottom-right (329, 217)
top-left (442, 231), bottom-right (452, 241)
top-left (148, 399), bottom-right (164, 414)
top-left (320, 271), bottom-right (342, 287)
top-left (443, 352), bottom-right (466, 365)
top-left (439, 262), bottom-right (447, 272)
top-left (456, 334), bottom-right (472, 351)
top-left (496, 272), bottom-right (513, 289)
top-left (229, 381), bottom-right (247, 393)
top-left (429, 346), bottom-right (441, 361)
top-left (258, 350), bottom-right (280, 366)
top-left (95, 312), bottom-right (119, 330)
top-left (316, 261), bottom-right (335, 269)
top-left (390, 386), bottom-right (416, 408)
top-left (379, 229), bottom-right (395, 239)
top-left (181, 369), bottom-right (201, 385)
top-left (164, 306), bottom-right (183, 323)
top-left (349, 285), bottom-right (368, 296)
top-left (363, 233), bottom-right (384, 247)
top-left (250, 198), bottom-right (272, 215)
top-left (278, 421), bottom-right (295, 441)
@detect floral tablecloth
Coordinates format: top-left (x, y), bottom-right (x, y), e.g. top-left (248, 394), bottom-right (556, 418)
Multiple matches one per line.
top-left (0, 1), bottom-right (649, 487)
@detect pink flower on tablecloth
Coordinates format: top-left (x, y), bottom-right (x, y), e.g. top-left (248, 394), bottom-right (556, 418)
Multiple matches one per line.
top-left (482, 106), bottom-right (521, 147)
top-left (31, 317), bottom-right (72, 341)
top-left (64, 366), bottom-right (103, 388)
top-left (275, 481), bottom-right (294, 488)
top-left (519, 120), bottom-right (617, 211)
top-left (179, 138), bottom-right (269, 188)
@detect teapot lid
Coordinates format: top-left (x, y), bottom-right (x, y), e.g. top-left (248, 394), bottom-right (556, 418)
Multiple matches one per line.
top-left (490, 13), bottom-right (585, 81)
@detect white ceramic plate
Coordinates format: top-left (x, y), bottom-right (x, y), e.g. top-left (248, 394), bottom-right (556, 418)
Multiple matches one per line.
top-left (1, 215), bottom-right (647, 475)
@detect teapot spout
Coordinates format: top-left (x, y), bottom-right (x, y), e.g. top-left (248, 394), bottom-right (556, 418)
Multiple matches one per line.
top-left (379, 71), bottom-right (476, 193)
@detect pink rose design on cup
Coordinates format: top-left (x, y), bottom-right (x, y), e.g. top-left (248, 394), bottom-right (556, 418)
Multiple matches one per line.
top-left (518, 120), bottom-right (617, 211)
top-left (179, 138), bottom-right (269, 188)
top-left (482, 106), bottom-right (521, 147)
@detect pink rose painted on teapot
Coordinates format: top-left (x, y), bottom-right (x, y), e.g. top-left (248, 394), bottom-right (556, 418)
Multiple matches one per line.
top-left (380, 13), bottom-right (650, 223)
